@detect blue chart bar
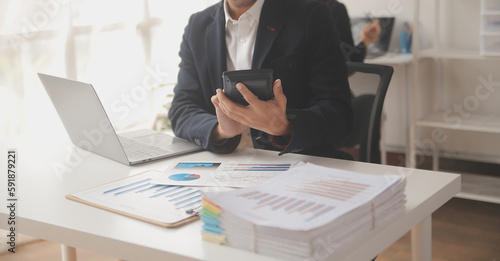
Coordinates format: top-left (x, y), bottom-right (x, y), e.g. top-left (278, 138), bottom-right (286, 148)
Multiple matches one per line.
top-left (169, 190), bottom-right (199, 202)
top-left (272, 198), bottom-right (296, 210)
top-left (181, 199), bottom-right (202, 209)
top-left (305, 206), bottom-right (335, 222)
top-left (297, 202), bottom-right (314, 212)
top-left (253, 193), bottom-right (270, 200)
top-left (236, 190), bottom-right (336, 222)
top-left (155, 185), bottom-right (175, 193)
top-left (307, 204), bottom-right (325, 213)
top-left (136, 184), bottom-right (167, 193)
top-left (174, 192), bottom-right (201, 206)
top-left (289, 179), bottom-right (369, 201)
top-left (223, 164), bottom-right (292, 172)
top-left (258, 195), bottom-right (279, 204)
top-left (163, 187), bottom-right (191, 198)
top-left (103, 178), bottom-right (152, 194)
top-left (114, 183), bottom-right (152, 196)
top-left (175, 195), bottom-right (201, 207)
top-left (166, 188), bottom-right (202, 209)
top-left (149, 186), bottom-right (183, 198)
top-left (101, 177), bottom-right (202, 210)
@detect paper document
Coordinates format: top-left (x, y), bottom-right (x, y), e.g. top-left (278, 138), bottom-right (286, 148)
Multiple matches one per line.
top-left (67, 170), bottom-right (202, 227)
top-left (204, 162), bottom-right (405, 231)
top-left (152, 161), bottom-right (298, 188)
top-left (201, 162), bottom-right (407, 260)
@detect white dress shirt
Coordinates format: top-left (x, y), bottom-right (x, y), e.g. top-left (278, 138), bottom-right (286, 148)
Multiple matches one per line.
top-left (223, 0), bottom-right (265, 148)
top-left (224, 0), bottom-right (264, 71)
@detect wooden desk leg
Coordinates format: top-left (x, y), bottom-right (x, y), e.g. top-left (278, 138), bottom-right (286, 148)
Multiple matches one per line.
top-left (61, 244), bottom-right (77, 261)
top-left (411, 215), bottom-right (432, 261)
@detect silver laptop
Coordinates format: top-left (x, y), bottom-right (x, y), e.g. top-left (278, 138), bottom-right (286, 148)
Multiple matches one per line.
top-left (38, 73), bottom-right (202, 165)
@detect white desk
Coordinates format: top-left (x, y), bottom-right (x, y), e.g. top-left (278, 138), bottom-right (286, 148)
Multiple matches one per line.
top-left (366, 53), bottom-right (413, 65)
top-left (0, 135), bottom-right (459, 261)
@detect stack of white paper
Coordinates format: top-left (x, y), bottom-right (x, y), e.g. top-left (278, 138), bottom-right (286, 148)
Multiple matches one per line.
top-left (200, 162), bottom-right (406, 261)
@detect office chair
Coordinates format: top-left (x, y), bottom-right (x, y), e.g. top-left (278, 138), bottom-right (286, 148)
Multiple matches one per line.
top-left (337, 62), bottom-right (394, 164)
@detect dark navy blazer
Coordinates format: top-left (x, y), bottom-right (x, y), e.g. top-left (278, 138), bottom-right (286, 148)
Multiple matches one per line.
top-left (168, 0), bottom-right (353, 157)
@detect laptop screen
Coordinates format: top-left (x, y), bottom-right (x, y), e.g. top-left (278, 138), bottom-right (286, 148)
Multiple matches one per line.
top-left (350, 17), bottom-right (395, 58)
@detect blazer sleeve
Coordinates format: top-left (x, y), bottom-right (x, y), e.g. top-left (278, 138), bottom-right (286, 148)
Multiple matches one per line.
top-left (168, 14), bottom-right (230, 152)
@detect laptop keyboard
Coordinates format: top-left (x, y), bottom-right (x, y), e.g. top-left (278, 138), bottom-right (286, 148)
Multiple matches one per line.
top-left (119, 136), bottom-right (171, 160)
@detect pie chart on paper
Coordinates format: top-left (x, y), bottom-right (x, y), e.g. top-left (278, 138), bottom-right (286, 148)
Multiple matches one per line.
top-left (168, 173), bottom-right (201, 181)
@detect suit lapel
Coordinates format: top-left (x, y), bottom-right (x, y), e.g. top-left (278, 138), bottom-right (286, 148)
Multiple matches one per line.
top-left (206, 2), bottom-right (226, 92)
top-left (252, 0), bottom-right (285, 69)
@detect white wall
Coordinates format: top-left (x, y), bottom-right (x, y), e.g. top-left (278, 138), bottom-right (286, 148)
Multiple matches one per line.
top-left (345, 0), bottom-right (500, 163)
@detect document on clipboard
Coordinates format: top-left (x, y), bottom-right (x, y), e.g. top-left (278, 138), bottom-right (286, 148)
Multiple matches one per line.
top-left (66, 170), bottom-right (202, 227)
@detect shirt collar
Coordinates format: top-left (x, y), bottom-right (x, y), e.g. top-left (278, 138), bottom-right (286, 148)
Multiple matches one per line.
top-left (224, 0), bottom-right (265, 25)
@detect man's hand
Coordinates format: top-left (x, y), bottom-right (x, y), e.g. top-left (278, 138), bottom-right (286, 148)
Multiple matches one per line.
top-left (211, 92), bottom-right (249, 141)
top-left (216, 79), bottom-right (292, 137)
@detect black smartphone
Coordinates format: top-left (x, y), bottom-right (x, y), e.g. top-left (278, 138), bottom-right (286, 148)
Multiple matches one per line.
top-left (222, 69), bottom-right (273, 105)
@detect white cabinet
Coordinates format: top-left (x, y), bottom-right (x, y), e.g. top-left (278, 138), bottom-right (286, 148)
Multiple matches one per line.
top-left (409, 0), bottom-right (500, 169)
top-left (481, 0), bottom-right (500, 55)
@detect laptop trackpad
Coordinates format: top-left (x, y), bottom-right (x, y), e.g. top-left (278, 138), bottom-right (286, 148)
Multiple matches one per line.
top-left (134, 133), bottom-right (199, 151)
top-left (134, 134), bottom-right (175, 147)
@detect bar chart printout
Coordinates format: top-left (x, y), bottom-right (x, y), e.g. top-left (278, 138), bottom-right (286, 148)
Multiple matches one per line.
top-left (152, 161), bottom-right (298, 188)
top-left (222, 163), bottom-right (293, 171)
top-left (213, 162), bottom-right (297, 187)
top-left (69, 170), bottom-right (201, 225)
top-left (204, 162), bottom-right (403, 231)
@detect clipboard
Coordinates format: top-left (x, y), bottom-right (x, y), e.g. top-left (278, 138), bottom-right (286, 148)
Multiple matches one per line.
top-left (66, 170), bottom-right (200, 228)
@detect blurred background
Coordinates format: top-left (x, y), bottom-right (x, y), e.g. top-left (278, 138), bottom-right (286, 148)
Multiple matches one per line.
top-left (0, 0), bottom-right (220, 140)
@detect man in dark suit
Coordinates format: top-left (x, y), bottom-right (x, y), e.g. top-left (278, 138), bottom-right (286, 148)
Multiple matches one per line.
top-left (168, 0), bottom-right (353, 158)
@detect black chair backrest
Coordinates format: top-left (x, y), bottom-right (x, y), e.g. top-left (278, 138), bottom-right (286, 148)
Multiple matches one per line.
top-left (338, 62), bottom-right (393, 163)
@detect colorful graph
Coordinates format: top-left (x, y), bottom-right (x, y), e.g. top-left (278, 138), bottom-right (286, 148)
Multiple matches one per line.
top-left (287, 178), bottom-right (369, 201)
top-left (168, 173), bottom-right (201, 181)
top-left (208, 163), bottom-right (295, 187)
top-left (102, 178), bottom-right (201, 210)
top-left (175, 162), bottom-right (220, 169)
top-left (236, 190), bottom-right (335, 222)
top-left (222, 163), bottom-right (292, 172)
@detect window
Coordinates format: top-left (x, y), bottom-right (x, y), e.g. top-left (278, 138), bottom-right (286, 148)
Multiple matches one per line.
top-left (0, 0), bottom-right (220, 139)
